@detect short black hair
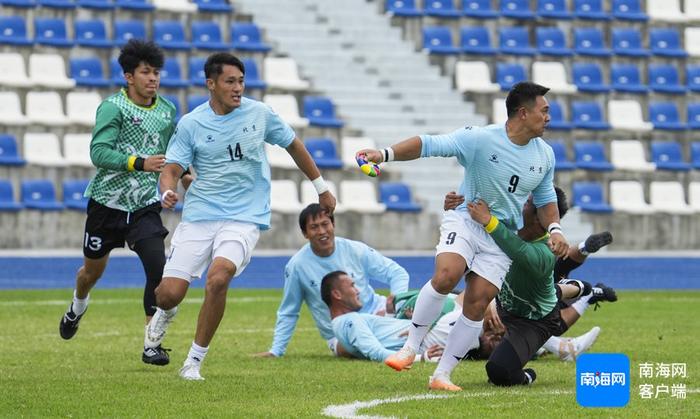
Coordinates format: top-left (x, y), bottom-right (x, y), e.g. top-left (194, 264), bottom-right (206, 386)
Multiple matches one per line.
top-left (204, 53), bottom-right (245, 79)
top-left (118, 39), bottom-right (164, 74)
top-left (505, 81), bottom-right (550, 118)
top-left (321, 271), bottom-right (346, 308)
top-left (299, 203), bottom-right (334, 233)
top-left (555, 186), bottom-right (569, 219)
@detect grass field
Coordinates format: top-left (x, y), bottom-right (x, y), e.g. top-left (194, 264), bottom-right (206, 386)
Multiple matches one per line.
top-left (1, 288), bottom-right (698, 418)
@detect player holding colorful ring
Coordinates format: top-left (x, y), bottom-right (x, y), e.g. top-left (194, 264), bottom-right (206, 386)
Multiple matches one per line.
top-left (355, 152), bottom-right (383, 177)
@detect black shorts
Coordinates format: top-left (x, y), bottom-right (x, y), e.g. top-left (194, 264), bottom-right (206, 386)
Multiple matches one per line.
top-left (83, 199), bottom-right (168, 259)
top-left (497, 302), bottom-right (563, 367)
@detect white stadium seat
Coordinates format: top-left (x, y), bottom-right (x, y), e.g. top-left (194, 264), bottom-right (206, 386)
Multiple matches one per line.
top-left (153, 0), bottom-right (197, 13)
top-left (532, 62), bottom-right (577, 94)
top-left (491, 97), bottom-right (508, 124)
top-left (455, 61), bottom-right (500, 94)
top-left (611, 140), bottom-right (656, 172)
top-left (263, 94), bottom-right (309, 129)
top-left (63, 133), bottom-right (93, 167)
top-left (340, 136), bottom-right (376, 168)
top-left (608, 100), bottom-right (653, 132)
top-left (264, 57), bottom-right (311, 91)
top-left (688, 182), bottom-right (700, 212)
top-left (270, 179), bottom-right (304, 214)
top-left (26, 91), bottom-right (69, 126)
top-left (610, 180), bottom-right (654, 214)
top-left (649, 181), bottom-right (693, 214)
top-left (646, 0), bottom-right (688, 22)
top-left (28, 54), bottom-right (76, 89)
top-left (0, 53), bottom-right (32, 88)
top-left (265, 143), bottom-right (297, 169)
top-left (66, 92), bottom-right (101, 126)
top-left (24, 132), bottom-right (68, 167)
top-left (339, 180), bottom-right (386, 213)
top-left (0, 92), bottom-right (30, 126)
top-left (301, 180), bottom-right (345, 212)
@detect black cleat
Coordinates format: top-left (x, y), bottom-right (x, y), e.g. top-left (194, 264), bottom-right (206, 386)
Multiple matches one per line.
top-left (523, 368), bottom-right (537, 385)
top-left (59, 305), bottom-right (87, 340)
top-left (589, 282), bottom-right (618, 310)
top-left (584, 231), bottom-right (613, 254)
top-left (142, 345), bottom-right (171, 366)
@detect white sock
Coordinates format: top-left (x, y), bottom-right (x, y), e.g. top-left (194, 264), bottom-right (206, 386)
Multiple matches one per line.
top-left (542, 336), bottom-right (563, 356)
top-left (405, 281), bottom-right (447, 352)
top-left (187, 341), bottom-right (208, 366)
top-left (72, 290), bottom-right (89, 315)
top-left (577, 241), bottom-right (589, 256)
top-left (571, 294), bottom-right (593, 316)
top-left (433, 314), bottom-right (482, 377)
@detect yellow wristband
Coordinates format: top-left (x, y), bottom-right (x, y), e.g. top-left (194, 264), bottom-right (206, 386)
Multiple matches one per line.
top-left (127, 155), bottom-right (137, 172)
top-left (484, 216), bottom-right (499, 233)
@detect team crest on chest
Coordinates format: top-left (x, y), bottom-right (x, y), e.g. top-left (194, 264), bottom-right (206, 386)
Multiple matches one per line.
top-left (131, 115), bottom-right (142, 125)
top-left (489, 154), bottom-right (499, 163)
top-left (205, 134), bottom-right (215, 143)
top-left (242, 124), bottom-right (257, 133)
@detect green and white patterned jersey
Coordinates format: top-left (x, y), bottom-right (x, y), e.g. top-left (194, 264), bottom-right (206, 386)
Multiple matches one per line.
top-left (85, 89), bottom-right (176, 212)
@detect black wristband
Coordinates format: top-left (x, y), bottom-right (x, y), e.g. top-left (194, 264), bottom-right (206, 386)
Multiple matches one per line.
top-left (134, 157), bottom-right (145, 171)
top-left (180, 168), bottom-right (191, 179)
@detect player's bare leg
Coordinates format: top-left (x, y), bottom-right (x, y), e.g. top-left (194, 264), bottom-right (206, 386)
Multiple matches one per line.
top-left (59, 255), bottom-right (109, 340)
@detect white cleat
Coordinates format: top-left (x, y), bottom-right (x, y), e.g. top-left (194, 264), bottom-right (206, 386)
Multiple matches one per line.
top-left (179, 362), bottom-right (204, 381)
top-left (561, 326), bottom-right (601, 362)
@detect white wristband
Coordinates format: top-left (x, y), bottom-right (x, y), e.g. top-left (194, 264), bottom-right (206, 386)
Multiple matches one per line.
top-left (161, 189), bottom-right (174, 203)
top-left (382, 147), bottom-right (395, 163)
top-left (548, 222), bottom-right (564, 236)
top-left (311, 176), bottom-right (329, 195)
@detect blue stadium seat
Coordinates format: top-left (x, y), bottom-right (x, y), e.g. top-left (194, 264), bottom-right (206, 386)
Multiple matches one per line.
top-left (153, 20), bottom-right (191, 51)
top-left (77, 0), bottom-right (114, 9)
top-left (462, 0), bottom-right (498, 18)
top-left (110, 58), bottom-right (124, 86)
top-left (460, 26), bottom-right (497, 55)
top-left (193, 0), bottom-right (232, 13)
top-left (114, 0), bottom-right (153, 11)
top-left (113, 20), bottom-right (147, 46)
top-left (424, 0), bottom-right (461, 18)
top-left (70, 57), bottom-right (110, 87)
top-left (0, 0), bottom-right (36, 7)
top-left (611, 28), bottom-right (649, 57)
top-left (160, 94), bottom-right (181, 121)
top-left (649, 102), bottom-right (687, 131)
top-left (38, 0), bottom-right (76, 9)
top-left (651, 142), bottom-right (691, 171)
top-left (611, 0), bottom-right (647, 21)
top-left (573, 28), bottom-right (611, 56)
top-left (187, 95), bottom-right (209, 112)
top-left (537, 0), bottom-right (573, 19)
top-left (191, 21), bottom-right (228, 50)
top-left (385, 0), bottom-right (423, 17)
top-left (423, 27), bottom-right (460, 55)
top-left (571, 101), bottom-right (610, 130)
top-left (648, 64), bottom-right (686, 95)
top-left (242, 58), bottom-right (266, 90)
top-left (0, 180), bottom-right (23, 212)
top-left (548, 141), bottom-right (575, 171)
top-left (500, 0), bottom-right (535, 20)
top-left (304, 138), bottom-right (343, 169)
top-left (574, 142), bottom-right (614, 171)
top-left (34, 18), bottom-right (74, 48)
top-left (304, 97), bottom-right (344, 128)
top-left (188, 57), bottom-right (206, 87)
top-left (160, 58), bottom-right (189, 88)
top-left (686, 103), bottom-right (700, 130)
top-left (547, 100), bottom-right (572, 130)
top-left (572, 63), bottom-right (610, 93)
top-left (0, 16), bottom-right (32, 46)
top-left (691, 142), bottom-right (700, 169)
top-left (21, 180), bottom-right (63, 210)
top-left (536, 27), bottom-right (573, 56)
top-left (610, 64), bottom-right (648, 94)
top-left (686, 65), bottom-right (700, 93)
top-left (573, 0), bottom-right (610, 20)
top-left (231, 23), bottom-right (271, 52)
top-left (0, 134), bottom-right (26, 166)
top-left (62, 180), bottom-right (90, 210)
top-left (649, 29), bottom-right (687, 58)
top-left (496, 63), bottom-right (526, 91)
top-left (74, 19), bottom-right (113, 49)
top-left (572, 182), bottom-right (613, 213)
top-left (499, 27), bottom-right (536, 56)
top-left (379, 183), bottom-right (421, 212)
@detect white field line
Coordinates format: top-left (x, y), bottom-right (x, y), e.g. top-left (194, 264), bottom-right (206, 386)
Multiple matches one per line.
top-left (0, 296), bottom-right (279, 307)
top-left (20, 327), bottom-right (317, 341)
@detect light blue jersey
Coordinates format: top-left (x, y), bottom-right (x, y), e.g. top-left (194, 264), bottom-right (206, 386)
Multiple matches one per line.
top-left (269, 237), bottom-right (409, 356)
top-left (166, 97), bottom-right (295, 228)
top-left (333, 313), bottom-right (410, 362)
top-left (421, 124), bottom-right (556, 231)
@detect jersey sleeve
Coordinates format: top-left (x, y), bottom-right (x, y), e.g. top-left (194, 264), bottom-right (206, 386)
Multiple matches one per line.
top-left (488, 222), bottom-right (551, 276)
top-left (165, 119), bottom-right (194, 170)
top-left (89, 101), bottom-right (128, 170)
top-left (338, 313), bottom-right (394, 362)
top-left (532, 144), bottom-right (557, 207)
top-left (419, 126), bottom-right (479, 162)
top-left (361, 244), bottom-right (410, 295)
top-left (263, 104), bottom-right (295, 148)
top-left (269, 263), bottom-right (304, 356)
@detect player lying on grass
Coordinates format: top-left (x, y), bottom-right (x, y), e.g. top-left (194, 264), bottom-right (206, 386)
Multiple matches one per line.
top-left (255, 204), bottom-right (409, 358)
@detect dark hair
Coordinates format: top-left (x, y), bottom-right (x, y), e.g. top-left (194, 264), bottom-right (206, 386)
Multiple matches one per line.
top-left (555, 186), bottom-right (569, 219)
top-left (298, 203), bottom-right (334, 233)
top-left (505, 81), bottom-right (550, 118)
top-left (118, 39), bottom-right (164, 74)
top-left (321, 271), bottom-right (346, 308)
top-left (204, 53), bottom-right (245, 79)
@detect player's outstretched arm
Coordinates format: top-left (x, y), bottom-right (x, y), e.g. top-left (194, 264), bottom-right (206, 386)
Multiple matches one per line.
top-left (285, 137), bottom-right (336, 214)
top-left (537, 202), bottom-right (569, 258)
top-left (356, 136), bottom-right (423, 164)
top-left (158, 163), bottom-right (183, 209)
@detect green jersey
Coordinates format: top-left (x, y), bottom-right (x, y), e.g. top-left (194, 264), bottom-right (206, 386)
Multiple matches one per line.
top-left (488, 220), bottom-right (557, 320)
top-left (85, 89), bottom-right (176, 212)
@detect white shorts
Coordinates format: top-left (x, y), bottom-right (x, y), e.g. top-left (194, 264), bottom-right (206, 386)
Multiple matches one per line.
top-left (435, 210), bottom-right (511, 290)
top-left (163, 220), bottom-right (260, 282)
